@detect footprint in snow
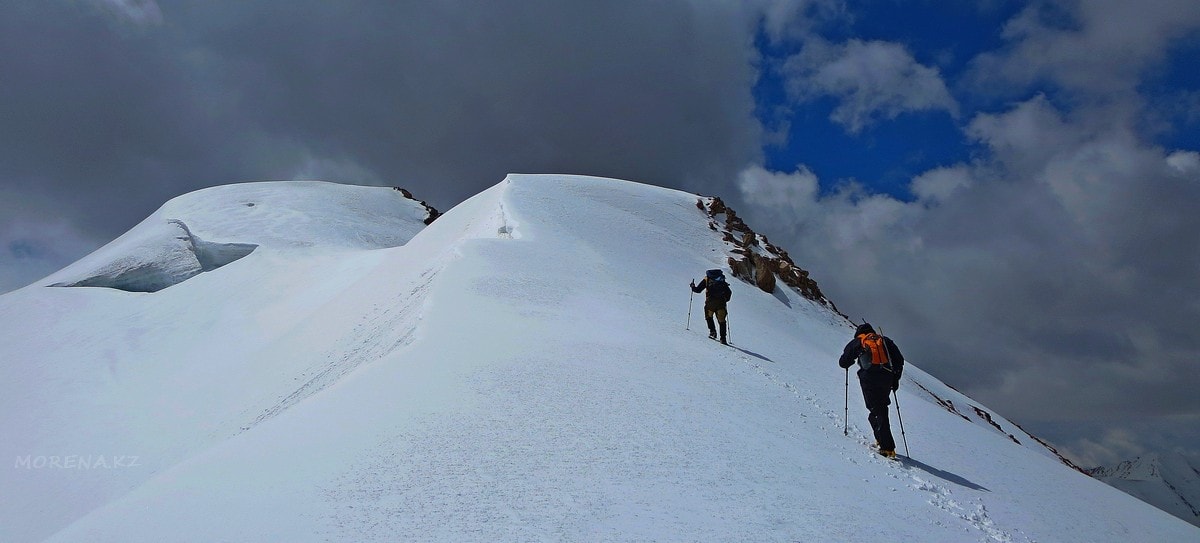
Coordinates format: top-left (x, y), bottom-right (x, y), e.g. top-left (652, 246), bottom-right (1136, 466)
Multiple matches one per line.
top-left (905, 474), bottom-right (1026, 543)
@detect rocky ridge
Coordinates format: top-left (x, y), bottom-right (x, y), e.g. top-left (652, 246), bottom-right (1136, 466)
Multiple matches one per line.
top-left (697, 196), bottom-right (840, 314)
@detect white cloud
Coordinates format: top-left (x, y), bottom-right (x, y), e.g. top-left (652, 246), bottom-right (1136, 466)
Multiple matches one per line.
top-left (737, 164), bottom-right (820, 218)
top-left (784, 39), bottom-right (959, 133)
top-left (736, 164), bottom-right (915, 265)
top-left (755, 0), bottom-right (848, 44)
top-left (1040, 135), bottom-right (1163, 227)
top-left (1166, 150), bottom-right (1200, 176)
top-left (966, 94), bottom-right (1080, 173)
top-left (910, 165), bottom-right (972, 204)
top-left (971, 0), bottom-right (1200, 95)
top-left (969, 95), bottom-right (1182, 236)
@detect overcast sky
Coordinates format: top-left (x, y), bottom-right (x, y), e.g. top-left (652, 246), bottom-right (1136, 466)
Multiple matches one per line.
top-left (2, 0), bottom-right (1198, 468)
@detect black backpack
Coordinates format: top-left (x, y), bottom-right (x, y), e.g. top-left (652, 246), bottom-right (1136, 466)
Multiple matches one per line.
top-left (706, 270), bottom-right (731, 303)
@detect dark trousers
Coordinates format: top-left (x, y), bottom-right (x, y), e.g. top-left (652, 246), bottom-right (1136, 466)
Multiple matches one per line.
top-left (705, 307), bottom-right (727, 339)
top-left (858, 370), bottom-right (896, 451)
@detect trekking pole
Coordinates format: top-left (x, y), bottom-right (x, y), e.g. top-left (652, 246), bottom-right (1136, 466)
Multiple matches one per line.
top-left (894, 390), bottom-right (909, 456)
top-left (686, 285), bottom-right (694, 330)
top-left (843, 368), bottom-right (849, 436)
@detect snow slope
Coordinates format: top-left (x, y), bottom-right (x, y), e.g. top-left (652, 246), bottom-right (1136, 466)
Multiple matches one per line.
top-left (1089, 453), bottom-right (1200, 528)
top-left (1, 181), bottom-right (435, 542)
top-left (2, 175), bottom-right (1196, 542)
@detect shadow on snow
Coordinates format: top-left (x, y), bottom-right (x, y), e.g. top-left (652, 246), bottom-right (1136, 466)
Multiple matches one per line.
top-left (899, 455), bottom-right (991, 492)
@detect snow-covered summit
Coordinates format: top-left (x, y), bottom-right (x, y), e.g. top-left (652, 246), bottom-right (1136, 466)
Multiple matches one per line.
top-left (2, 174), bottom-right (1197, 542)
top-left (41, 181), bottom-right (436, 292)
top-left (1089, 452), bottom-right (1200, 527)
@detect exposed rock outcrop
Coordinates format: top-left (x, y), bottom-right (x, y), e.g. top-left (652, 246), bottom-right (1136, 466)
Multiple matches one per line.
top-left (697, 196), bottom-right (841, 314)
top-left (394, 187), bottom-right (442, 225)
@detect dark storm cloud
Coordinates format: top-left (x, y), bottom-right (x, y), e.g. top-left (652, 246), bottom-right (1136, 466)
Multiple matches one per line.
top-left (0, 1), bottom-right (765, 290)
top-left (168, 0), bottom-right (763, 206)
top-left (1, 2), bottom-right (215, 225)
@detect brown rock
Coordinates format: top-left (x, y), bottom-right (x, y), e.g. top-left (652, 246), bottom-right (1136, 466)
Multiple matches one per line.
top-left (754, 259), bottom-right (776, 293)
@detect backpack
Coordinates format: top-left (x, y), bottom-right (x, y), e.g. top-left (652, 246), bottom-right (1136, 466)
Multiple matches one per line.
top-left (708, 279), bottom-right (731, 303)
top-left (857, 333), bottom-right (891, 371)
top-left (705, 270), bottom-right (731, 303)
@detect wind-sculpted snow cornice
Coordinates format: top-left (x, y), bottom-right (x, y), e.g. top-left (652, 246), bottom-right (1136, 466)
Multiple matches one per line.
top-left (41, 181), bottom-right (438, 293)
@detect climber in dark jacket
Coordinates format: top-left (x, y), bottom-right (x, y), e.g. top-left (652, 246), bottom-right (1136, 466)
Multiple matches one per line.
top-left (691, 269), bottom-right (731, 344)
top-left (839, 322), bottom-right (905, 457)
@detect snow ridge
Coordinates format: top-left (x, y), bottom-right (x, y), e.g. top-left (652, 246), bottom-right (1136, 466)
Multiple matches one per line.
top-left (2, 175), bottom-right (1197, 542)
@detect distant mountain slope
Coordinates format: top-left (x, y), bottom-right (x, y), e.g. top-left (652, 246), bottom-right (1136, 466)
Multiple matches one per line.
top-left (1088, 453), bottom-right (1200, 527)
top-left (2, 175), bottom-right (1196, 542)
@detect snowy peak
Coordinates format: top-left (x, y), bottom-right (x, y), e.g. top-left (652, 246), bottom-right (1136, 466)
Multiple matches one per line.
top-left (1088, 452), bottom-right (1200, 527)
top-left (40, 181), bottom-right (436, 293)
top-left (1090, 453), bottom-right (1168, 480)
